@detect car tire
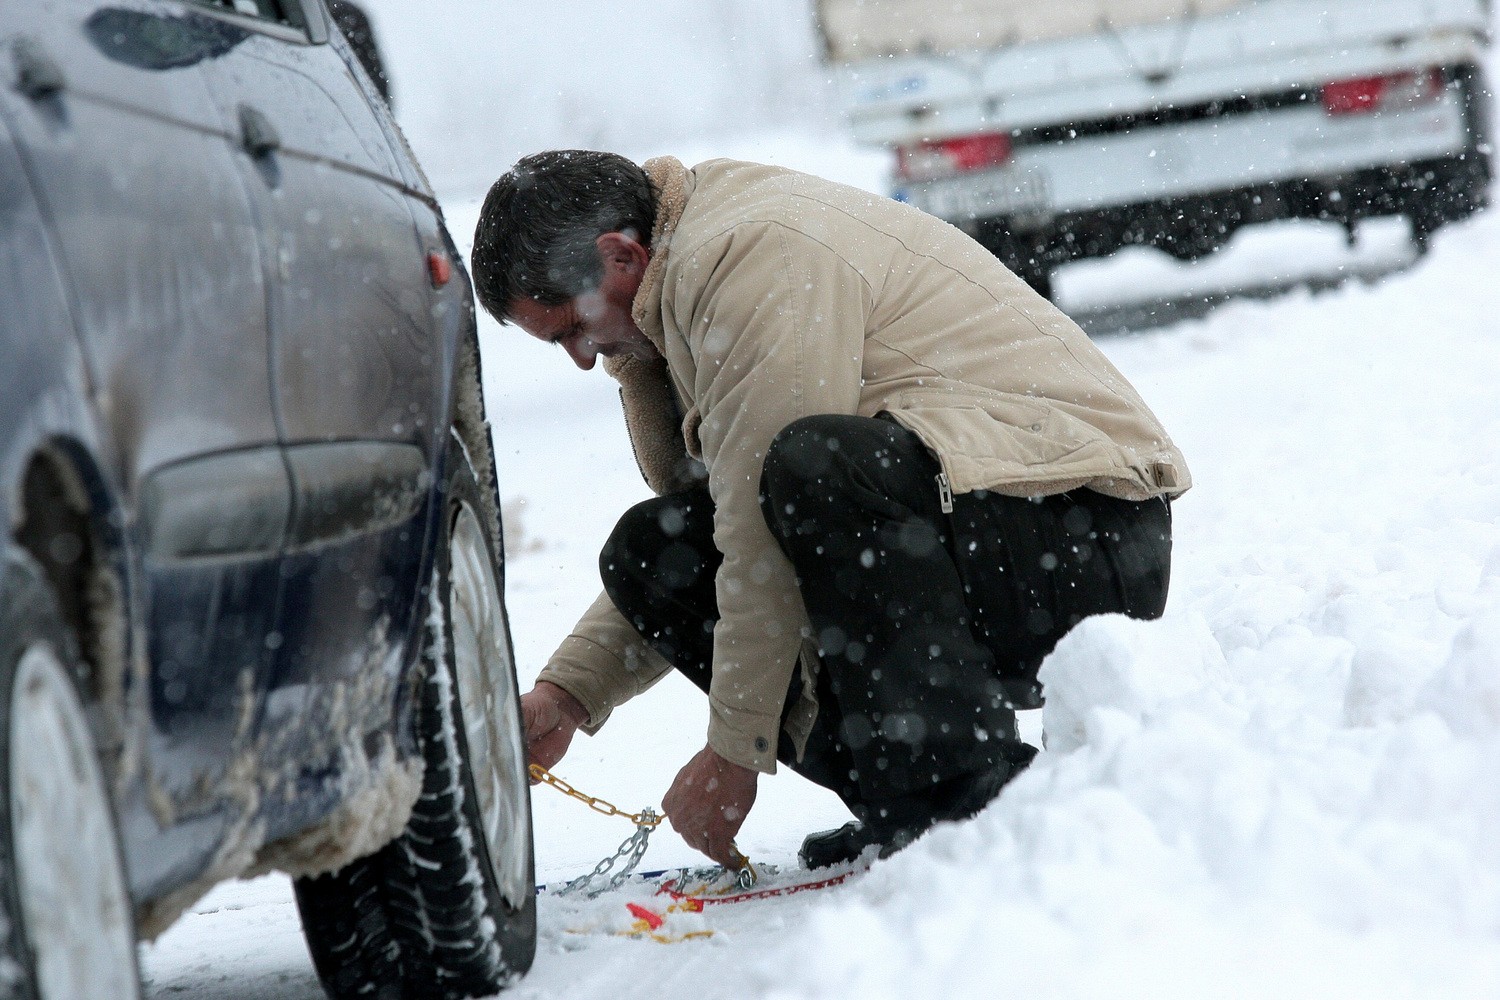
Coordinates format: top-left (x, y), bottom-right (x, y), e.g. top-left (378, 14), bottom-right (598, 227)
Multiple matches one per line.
top-left (292, 858), bottom-right (403, 1000)
top-left (0, 556), bottom-right (143, 1000)
top-left (295, 429), bottom-right (536, 999)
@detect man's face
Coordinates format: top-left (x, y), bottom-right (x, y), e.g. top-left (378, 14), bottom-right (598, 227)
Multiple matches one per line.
top-left (509, 233), bottom-right (659, 371)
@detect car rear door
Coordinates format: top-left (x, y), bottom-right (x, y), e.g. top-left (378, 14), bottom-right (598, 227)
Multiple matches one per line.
top-left (0, 0), bottom-right (290, 872)
top-left (183, 0), bottom-right (445, 820)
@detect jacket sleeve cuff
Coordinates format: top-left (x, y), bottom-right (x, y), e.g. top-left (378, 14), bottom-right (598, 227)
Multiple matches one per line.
top-left (536, 591), bottom-right (676, 735)
top-left (537, 641), bottom-right (618, 734)
top-left (706, 703), bottom-right (780, 774)
top-left (538, 634), bottom-right (670, 735)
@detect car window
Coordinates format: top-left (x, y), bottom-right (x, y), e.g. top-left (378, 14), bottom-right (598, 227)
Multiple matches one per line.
top-left (183, 0), bottom-right (307, 31)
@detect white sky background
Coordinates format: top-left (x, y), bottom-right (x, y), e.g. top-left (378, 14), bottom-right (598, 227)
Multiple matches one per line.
top-left (367, 0), bottom-right (837, 196)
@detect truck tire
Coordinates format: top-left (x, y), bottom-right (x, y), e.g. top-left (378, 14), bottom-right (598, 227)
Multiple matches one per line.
top-left (1409, 154), bottom-right (1490, 255)
top-left (0, 556), bottom-right (142, 1000)
top-left (1020, 264), bottom-right (1054, 303)
top-left (977, 222), bottom-right (1055, 301)
top-left (295, 430), bottom-right (536, 999)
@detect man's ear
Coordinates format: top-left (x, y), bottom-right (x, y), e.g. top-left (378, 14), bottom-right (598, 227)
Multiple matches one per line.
top-left (596, 231), bottom-right (649, 277)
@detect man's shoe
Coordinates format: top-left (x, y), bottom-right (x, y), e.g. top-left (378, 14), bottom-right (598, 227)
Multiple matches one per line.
top-left (799, 821), bottom-right (883, 869)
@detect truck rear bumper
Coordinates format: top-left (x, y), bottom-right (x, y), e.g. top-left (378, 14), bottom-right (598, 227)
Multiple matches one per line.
top-left (1016, 153), bottom-right (1487, 262)
top-left (896, 72), bottom-right (1479, 224)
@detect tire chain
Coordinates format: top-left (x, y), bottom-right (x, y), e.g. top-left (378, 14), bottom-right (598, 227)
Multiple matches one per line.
top-left (532, 764), bottom-right (757, 896)
top-left (556, 810), bottom-right (658, 898)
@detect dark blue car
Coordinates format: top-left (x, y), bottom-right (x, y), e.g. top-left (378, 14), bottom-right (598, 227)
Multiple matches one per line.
top-left (0, 1), bottom-right (536, 997)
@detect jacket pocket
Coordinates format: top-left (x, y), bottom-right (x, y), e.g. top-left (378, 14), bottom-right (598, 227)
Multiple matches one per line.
top-left (890, 389), bottom-right (1112, 492)
top-left (898, 391), bottom-right (1088, 461)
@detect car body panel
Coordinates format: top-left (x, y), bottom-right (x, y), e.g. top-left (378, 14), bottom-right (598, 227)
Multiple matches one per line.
top-left (1, 0), bottom-right (289, 838)
top-left (187, 10), bottom-right (446, 826)
top-left (898, 83), bottom-right (1475, 219)
top-left (0, 0), bottom-right (495, 924)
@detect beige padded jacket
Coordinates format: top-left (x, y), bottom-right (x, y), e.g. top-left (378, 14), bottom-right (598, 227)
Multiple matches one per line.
top-left (538, 158), bottom-right (1190, 773)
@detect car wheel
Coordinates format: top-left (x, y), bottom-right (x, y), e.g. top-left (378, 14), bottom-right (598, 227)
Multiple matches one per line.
top-left (295, 430), bottom-right (536, 999)
top-left (0, 558), bottom-right (142, 1000)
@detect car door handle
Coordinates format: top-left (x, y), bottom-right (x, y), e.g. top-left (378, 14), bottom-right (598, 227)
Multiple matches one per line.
top-left (13, 38), bottom-right (65, 101)
top-left (239, 104), bottom-right (280, 158)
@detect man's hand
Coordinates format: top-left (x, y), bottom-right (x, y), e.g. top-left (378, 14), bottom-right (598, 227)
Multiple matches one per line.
top-left (661, 745), bottom-right (758, 867)
top-left (520, 681), bottom-right (588, 780)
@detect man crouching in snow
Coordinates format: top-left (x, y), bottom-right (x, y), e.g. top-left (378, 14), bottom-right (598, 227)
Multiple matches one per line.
top-left (470, 151), bottom-right (1191, 870)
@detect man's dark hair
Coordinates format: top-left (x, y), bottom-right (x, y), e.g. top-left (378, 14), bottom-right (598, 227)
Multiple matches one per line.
top-left (471, 150), bottom-right (657, 323)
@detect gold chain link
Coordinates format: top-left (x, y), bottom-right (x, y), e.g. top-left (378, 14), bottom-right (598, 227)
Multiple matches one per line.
top-left (529, 763), bottom-right (664, 828)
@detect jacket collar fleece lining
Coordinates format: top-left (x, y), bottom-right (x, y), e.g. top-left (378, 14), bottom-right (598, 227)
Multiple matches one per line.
top-left (600, 156), bottom-right (696, 496)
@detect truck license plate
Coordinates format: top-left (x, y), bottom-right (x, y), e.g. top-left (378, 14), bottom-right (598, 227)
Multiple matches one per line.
top-left (906, 168), bottom-right (1051, 221)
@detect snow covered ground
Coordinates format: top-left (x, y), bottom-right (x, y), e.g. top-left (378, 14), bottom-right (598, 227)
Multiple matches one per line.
top-left (143, 153), bottom-right (1500, 996)
top-left (141, 6), bottom-right (1500, 998)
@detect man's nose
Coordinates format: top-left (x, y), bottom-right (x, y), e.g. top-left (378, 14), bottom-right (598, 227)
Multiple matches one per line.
top-left (563, 336), bottom-right (599, 371)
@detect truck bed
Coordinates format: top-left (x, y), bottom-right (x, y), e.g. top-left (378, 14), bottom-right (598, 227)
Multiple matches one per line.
top-left (818, 0), bottom-right (1244, 63)
top-left (827, 0), bottom-right (1490, 147)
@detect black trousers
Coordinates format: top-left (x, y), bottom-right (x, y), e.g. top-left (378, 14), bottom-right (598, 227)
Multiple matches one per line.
top-left (600, 414), bottom-right (1172, 819)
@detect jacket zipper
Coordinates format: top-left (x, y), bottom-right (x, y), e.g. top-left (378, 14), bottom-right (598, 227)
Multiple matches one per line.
top-left (936, 472), bottom-right (954, 514)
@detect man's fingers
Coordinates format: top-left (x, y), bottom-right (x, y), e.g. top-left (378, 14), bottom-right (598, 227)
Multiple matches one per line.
top-left (520, 698), bottom-right (550, 738)
top-left (663, 744), bottom-right (759, 865)
top-left (518, 686), bottom-right (582, 784)
top-left (704, 833), bottom-right (732, 868)
top-left (664, 806), bottom-right (732, 867)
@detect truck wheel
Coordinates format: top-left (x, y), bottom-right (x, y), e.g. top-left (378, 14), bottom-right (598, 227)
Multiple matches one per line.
top-left (1409, 154), bottom-right (1490, 256)
top-left (296, 430), bottom-right (536, 999)
top-left (0, 557), bottom-right (142, 1000)
top-left (1020, 264), bottom-right (1054, 302)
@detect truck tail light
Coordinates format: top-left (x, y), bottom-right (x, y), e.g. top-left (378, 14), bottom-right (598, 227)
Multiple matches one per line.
top-left (1322, 69), bottom-right (1443, 115)
top-left (896, 132), bottom-right (1013, 182)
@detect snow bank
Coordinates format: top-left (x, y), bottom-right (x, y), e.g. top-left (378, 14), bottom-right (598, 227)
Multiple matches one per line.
top-left (728, 210), bottom-right (1500, 999)
top-left (1038, 612), bottom-right (1232, 754)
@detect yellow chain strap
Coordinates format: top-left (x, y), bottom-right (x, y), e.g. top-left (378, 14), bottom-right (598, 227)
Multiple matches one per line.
top-left (528, 763), bottom-right (664, 828)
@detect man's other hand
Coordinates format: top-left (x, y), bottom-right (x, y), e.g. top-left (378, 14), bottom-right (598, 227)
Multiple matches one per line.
top-left (662, 745), bottom-right (758, 867)
top-left (520, 680), bottom-right (588, 780)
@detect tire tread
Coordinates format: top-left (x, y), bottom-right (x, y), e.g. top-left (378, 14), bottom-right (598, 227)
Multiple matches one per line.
top-left (294, 435), bottom-right (534, 1000)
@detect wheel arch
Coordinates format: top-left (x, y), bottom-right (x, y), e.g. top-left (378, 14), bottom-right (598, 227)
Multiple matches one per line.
top-left (449, 326), bottom-right (504, 557)
top-left (7, 438), bottom-right (139, 790)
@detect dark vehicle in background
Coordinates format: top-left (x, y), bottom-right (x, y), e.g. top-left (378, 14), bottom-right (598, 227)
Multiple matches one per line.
top-left (0, 1), bottom-right (535, 997)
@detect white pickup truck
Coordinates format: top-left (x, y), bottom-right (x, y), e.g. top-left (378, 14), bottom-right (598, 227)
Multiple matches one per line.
top-left (816, 0), bottom-right (1493, 298)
